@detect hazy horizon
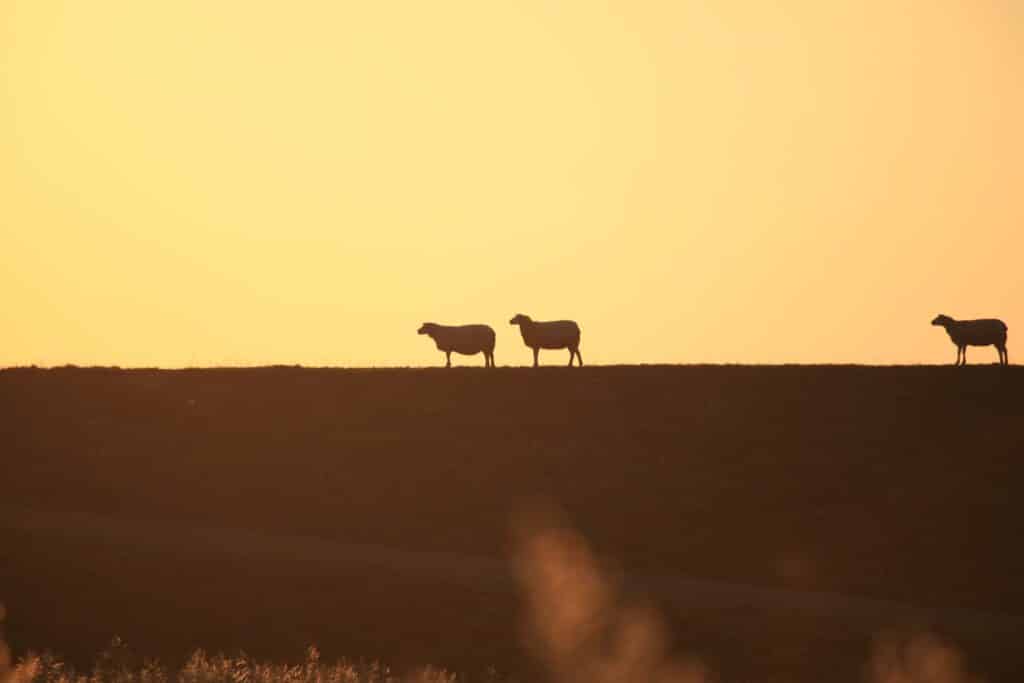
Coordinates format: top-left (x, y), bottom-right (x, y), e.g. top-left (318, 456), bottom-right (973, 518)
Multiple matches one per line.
top-left (3, 1), bottom-right (1021, 368)
top-left (3, 361), bottom-right (1019, 371)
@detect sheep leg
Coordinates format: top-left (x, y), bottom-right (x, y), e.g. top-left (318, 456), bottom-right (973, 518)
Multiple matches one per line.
top-left (575, 347), bottom-right (583, 367)
top-left (567, 349), bottom-right (574, 367)
top-left (532, 347), bottom-right (539, 367)
top-left (960, 346), bottom-right (967, 366)
top-left (445, 351), bottom-right (452, 368)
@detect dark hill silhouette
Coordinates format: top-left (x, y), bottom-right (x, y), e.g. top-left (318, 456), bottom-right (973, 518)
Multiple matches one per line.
top-left (2, 365), bottom-right (1022, 682)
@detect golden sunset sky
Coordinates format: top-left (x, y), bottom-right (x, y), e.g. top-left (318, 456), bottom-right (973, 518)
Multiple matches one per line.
top-left (2, 1), bottom-right (1021, 366)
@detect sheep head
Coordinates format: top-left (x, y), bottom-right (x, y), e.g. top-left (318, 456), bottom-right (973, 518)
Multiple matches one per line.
top-left (931, 314), bottom-right (953, 327)
top-left (510, 313), bottom-right (532, 326)
top-left (418, 323), bottom-right (437, 335)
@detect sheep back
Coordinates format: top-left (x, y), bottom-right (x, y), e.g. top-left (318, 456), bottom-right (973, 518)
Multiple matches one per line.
top-left (949, 319), bottom-right (1007, 346)
top-left (521, 320), bottom-right (581, 350)
top-left (429, 324), bottom-right (496, 354)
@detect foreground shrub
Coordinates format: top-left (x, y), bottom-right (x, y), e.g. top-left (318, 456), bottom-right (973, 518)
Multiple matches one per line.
top-left (3, 642), bottom-right (461, 683)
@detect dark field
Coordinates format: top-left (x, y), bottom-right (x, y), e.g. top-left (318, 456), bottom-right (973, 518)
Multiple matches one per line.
top-left (2, 365), bottom-right (1022, 682)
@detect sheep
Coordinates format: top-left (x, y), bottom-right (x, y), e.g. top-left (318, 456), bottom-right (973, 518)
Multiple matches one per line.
top-left (931, 314), bottom-right (1008, 366)
top-left (509, 313), bottom-right (582, 367)
top-left (418, 323), bottom-right (496, 367)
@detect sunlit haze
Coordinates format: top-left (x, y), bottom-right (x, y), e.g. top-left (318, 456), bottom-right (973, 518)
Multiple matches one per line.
top-left (3, 1), bottom-right (1021, 366)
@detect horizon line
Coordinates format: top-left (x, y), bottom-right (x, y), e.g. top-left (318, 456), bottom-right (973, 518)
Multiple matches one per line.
top-left (1, 362), bottom-right (1015, 372)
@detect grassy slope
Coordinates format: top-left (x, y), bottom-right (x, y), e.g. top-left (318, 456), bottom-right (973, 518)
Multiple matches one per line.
top-left (2, 365), bottom-right (1022, 680)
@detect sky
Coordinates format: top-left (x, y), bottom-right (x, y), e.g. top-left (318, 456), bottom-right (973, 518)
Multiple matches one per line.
top-left (2, 1), bottom-right (1021, 367)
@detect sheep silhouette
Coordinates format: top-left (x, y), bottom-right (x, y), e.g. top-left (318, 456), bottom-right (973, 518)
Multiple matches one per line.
top-left (509, 314), bottom-right (582, 367)
top-left (417, 323), bottom-right (496, 368)
top-left (931, 314), bottom-right (1008, 366)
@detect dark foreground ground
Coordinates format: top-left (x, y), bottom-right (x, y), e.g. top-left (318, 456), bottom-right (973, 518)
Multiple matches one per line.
top-left (2, 365), bottom-right (1022, 681)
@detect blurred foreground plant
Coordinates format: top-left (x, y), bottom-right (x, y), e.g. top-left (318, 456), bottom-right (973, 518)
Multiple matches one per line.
top-left (2, 641), bottom-right (459, 683)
